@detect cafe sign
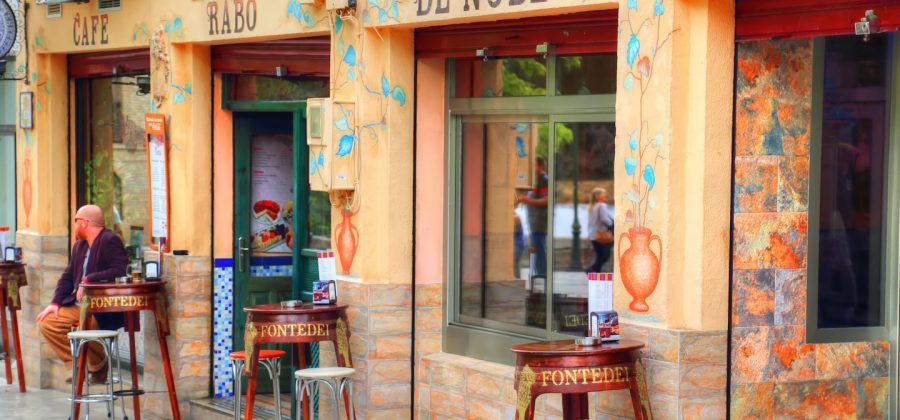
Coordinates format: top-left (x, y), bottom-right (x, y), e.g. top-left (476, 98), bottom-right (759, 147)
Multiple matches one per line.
top-left (250, 322), bottom-right (331, 338)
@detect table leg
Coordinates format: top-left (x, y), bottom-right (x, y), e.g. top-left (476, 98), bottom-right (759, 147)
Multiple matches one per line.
top-left (156, 316), bottom-right (181, 420)
top-left (9, 309), bottom-right (25, 392)
top-left (243, 343), bottom-right (261, 420)
top-left (0, 288), bottom-right (11, 385)
top-left (562, 393), bottom-right (589, 420)
top-left (514, 392), bottom-right (538, 420)
top-left (334, 320), bottom-right (354, 420)
top-left (127, 313), bottom-right (141, 420)
top-left (295, 343), bottom-right (309, 420)
top-left (73, 316), bottom-right (92, 420)
top-left (631, 359), bottom-right (652, 420)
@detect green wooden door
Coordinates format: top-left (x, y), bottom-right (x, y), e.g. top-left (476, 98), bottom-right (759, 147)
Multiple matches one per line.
top-left (233, 112), bottom-right (298, 394)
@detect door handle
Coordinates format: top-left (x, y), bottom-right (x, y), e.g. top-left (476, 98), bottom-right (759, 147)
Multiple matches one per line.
top-left (238, 237), bottom-right (250, 273)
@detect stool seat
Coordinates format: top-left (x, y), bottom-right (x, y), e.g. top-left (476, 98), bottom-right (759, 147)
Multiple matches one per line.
top-left (229, 350), bottom-right (285, 360)
top-left (294, 367), bottom-right (355, 379)
top-left (68, 330), bottom-right (118, 340)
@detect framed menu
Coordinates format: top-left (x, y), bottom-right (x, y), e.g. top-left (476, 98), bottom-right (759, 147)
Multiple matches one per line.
top-left (145, 113), bottom-right (170, 251)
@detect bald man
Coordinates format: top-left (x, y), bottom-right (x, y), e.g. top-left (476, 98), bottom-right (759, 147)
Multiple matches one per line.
top-left (37, 205), bottom-right (129, 383)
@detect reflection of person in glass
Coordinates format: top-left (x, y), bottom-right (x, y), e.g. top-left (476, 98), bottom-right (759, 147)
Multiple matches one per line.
top-left (519, 156), bottom-right (549, 276)
top-left (587, 188), bottom-right (614, 273)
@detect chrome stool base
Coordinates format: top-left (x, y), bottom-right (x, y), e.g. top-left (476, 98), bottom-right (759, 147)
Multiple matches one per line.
top-left (67, 330), bottom-right (128, 420)
top-left (294, 367), bottom-right (356, 420)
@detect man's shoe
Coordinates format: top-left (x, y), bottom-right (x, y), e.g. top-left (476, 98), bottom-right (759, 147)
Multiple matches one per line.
top-left (89, 360), bottom-right (109, 384)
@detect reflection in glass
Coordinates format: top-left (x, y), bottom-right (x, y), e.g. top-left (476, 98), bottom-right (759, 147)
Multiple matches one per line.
top-left (816, 35), bottom-right (888, 329)
top-left (228, 74), bottom-right (329, 102)
top-left (458, 118), bottom-right (549, 328)
top-left (551, 122), bottom-right (615, 336)
top-left (454, 57), bottom-right (547, 98)
top-left (556, 54), bottom-right (617, 95)
top-left (84, 76), bottom-right (152, 247)
top-left (308, 191), bottom-right (332, 249)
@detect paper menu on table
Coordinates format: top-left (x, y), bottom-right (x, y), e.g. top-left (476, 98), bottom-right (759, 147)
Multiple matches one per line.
top-left (317, 251), bottom-right (337, 281)
top-left (588, 272), bottom-right (614, 314)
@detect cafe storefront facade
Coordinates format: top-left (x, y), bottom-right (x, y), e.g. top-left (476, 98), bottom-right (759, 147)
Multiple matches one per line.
top-left (13, 0), bottom-right (900, 418)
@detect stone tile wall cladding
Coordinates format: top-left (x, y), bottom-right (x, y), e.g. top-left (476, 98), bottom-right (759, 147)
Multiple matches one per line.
top-left (415, 275), bottom-right (727, 419)
top-left (315, 278), bottom-right (413, 419)
top-left (731, 39), bottom-right (890, 418)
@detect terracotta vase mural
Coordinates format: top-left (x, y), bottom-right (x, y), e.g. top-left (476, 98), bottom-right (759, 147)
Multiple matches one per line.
top-left (618, 227), bottom-right (662, 312)
top-left (22, 157), bottom-right (31, 228)
top-left (334, 209), bottom-right (359, 275)
top-left (617, 0), bottom-right (673, 313)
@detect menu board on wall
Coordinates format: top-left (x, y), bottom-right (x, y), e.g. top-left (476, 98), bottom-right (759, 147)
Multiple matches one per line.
top-left (145, 113), bottom-right (169, 248)
top-left (250, 135), bottom-right (294, 254)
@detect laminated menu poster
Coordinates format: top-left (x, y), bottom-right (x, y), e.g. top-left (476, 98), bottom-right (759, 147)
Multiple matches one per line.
top-left (145, 113), bottom-right (169, 247)
top-left (250, 135), bottom-right (294, 254)
top-left (588, 272), bottom-right (614, 314)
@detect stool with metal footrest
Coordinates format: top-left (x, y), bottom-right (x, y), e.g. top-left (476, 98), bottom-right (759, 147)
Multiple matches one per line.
top-left (230, 349), bottom-right (286, 420)
top-left (294, 367), bottom-right (355, 420)
top-left (67, 329), bottom-right (128, 420)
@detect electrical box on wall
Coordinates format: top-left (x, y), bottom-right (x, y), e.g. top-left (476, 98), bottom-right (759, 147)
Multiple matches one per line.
top-left (326, 0), bottom-right (350, 11)
top-left (306, 98), bottom-right (358, 192)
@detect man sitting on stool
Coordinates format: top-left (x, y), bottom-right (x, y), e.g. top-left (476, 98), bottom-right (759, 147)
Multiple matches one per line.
top-left (36, 204), bottom-right (129, 383)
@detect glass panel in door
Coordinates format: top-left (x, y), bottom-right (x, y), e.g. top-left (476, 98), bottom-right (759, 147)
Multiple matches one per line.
top-left (551, 121), bottom-right (616, 336)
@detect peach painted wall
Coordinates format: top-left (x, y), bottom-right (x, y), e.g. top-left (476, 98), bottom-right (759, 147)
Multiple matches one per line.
top-left (414, 58), bottom-right (446, 285)
top-left (212, 73), bottom-right (233, 259)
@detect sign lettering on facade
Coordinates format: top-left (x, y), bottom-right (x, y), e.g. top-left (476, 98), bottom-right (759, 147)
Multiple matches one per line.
top-left (418, 0), bottom-right (547, 17)
top-left (207, 0), bottom-right (257, 36)
top-left (72, 13), bottom-right (109, 46)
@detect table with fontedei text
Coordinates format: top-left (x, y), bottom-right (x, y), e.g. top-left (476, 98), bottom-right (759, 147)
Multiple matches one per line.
top-left (511, 339), bottom-right (652, 420)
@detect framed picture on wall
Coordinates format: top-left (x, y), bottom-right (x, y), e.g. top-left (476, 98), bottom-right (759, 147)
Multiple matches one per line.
top-left (19, 92), bottom-right (32, 129)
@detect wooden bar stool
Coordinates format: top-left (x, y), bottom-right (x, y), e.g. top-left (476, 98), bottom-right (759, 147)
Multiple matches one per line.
top-left (294, 367), bottom-right (355, 420)
top-left (230, 350), bottom-right (286, 420)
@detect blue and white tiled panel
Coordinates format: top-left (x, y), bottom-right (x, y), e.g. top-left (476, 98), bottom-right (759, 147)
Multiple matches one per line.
top-left (212, 257), bottom-right (295, 398)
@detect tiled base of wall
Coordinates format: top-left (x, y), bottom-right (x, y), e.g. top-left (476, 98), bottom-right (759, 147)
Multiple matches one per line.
top-left (415, 324), bottom-right (727, 420)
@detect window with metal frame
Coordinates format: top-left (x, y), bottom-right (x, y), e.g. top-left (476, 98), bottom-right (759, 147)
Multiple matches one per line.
top-left (807, 34), bottom-right (900, 343)
top-left (445, 53), bottom-right (617, 365)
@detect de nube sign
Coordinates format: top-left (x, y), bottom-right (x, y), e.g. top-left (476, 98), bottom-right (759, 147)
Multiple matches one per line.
top-left (418, 0), bottom-right (548, 17)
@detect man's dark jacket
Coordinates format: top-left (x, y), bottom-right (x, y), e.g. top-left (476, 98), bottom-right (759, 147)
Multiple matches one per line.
top-left (51, 228), bottom-right (129, 330)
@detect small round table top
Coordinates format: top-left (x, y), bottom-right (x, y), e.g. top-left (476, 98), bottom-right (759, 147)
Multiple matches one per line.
top-left (82, 280), bottom-right (167, 290)
top-left (511, 339), bottom-right (644, 357)
top-left (0, 261), bottom-right (25, 268)
top-left (244, 302), bottom-right (348, 315)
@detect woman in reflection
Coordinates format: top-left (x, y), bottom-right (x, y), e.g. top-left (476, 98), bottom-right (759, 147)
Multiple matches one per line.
top-left (587, 188), bottom-right (614, 273)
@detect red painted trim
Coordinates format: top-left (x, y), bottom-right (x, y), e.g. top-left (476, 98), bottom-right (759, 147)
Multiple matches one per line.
top-left (67, 49), bottom-right (150, 79)
top-left (415, 10), bottom-right (618, 58)
top-left (211, 37), bottom-right (330, 76)
top-left (737, 0), bottom-right (900, 40)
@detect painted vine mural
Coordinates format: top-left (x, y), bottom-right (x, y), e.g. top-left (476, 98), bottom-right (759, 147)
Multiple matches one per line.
top-left (617, 0), bottom-right (672, 314)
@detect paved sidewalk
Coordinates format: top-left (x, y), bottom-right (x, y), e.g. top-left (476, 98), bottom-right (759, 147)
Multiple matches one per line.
top-left (0, 382), bottom-right (72, 419)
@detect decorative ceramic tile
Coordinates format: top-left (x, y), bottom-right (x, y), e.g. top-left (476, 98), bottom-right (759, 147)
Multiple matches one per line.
top-left (732, 270), bottom-right (775, 327)
top-left (733, 212), bottom-right (807, 270)
top-left (857, 377), bottom-right (889, 419)
top-left (774, 269), bottom-right (805, 326)
top-left (774, 380), bottom-right (857, 419)
top-left (213, 260), bottom-right (235, 398)
top-left (731, 327), bottom-right (772, 384)
top-left (736, 39), bottom-right (813, 102)
top-left (730, 382), bottom-right (774, 418)
top-left (770, 325), bottom-right (815, 382)
top-left (778, 156), bottom-right (809, 212)
top-left (734, 156), bottom-right (779, 213)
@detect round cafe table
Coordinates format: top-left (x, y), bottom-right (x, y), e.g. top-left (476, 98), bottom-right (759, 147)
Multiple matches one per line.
top-left (511, 339), bottom-right (651, 420)
top-left (242, 303), bottom-right (353, 420)
top-left (76, 281), bottom-right (180, 420)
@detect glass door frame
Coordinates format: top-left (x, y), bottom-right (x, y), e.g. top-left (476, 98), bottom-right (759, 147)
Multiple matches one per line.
top-left (223, 100), bottom-right (310, 302)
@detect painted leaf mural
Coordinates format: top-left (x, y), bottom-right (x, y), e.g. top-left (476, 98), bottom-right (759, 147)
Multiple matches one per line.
top-left (336, 134), bottom-right (355, 157)
top-left (515, 137), bottom-right (526, 157)
top-left (390, 86), bottom-right (406, 106)
top-left (627, 35), bottom-right (640, 68)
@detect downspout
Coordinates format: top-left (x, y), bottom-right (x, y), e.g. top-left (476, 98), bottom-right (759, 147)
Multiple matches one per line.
top-left (410, 56), bottom-right (419, 419)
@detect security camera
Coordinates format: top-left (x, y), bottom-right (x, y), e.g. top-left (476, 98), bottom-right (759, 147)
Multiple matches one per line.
top-left (135, 75), bottom-right (151, 95)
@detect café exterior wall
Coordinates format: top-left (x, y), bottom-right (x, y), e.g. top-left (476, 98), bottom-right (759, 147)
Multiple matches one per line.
top-left (730, 38), bottom-right (890, 417)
